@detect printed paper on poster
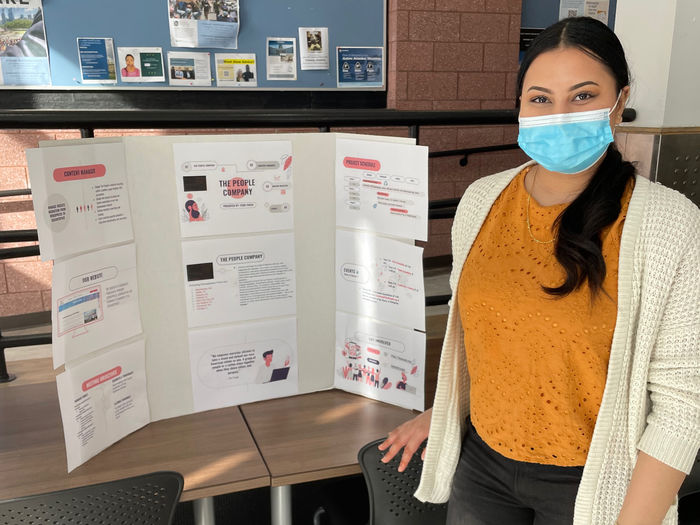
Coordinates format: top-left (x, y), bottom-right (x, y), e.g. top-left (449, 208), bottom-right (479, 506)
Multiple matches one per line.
top-left (336, 47), bottom-right (383, 88)
top-left (558, 0), bottom-right (585, 18)
top-left (181, 232), bottom-right (296, 328)
top-left (26, 142), bottom-right (134, 261)
top-left (51, 243), bottom-right (143, 369)
top-left (584, 0), bottom-right (609, 23)
top-left (266, 37), bottom-right (297, 81)
top-left (0, 0), bottom-right (51, 86)
top-left (336, 230), bottom-right (425, 331)
top-left (335, 312), bottom-right (425, 411)
top-left (298, 27), bottom-right (329, 70)
top-left (167, 0), bottom-right (240, 49)
top-left (118, 47), bottom-right (165, 82)
top-left (173, 140), bottom-right (293, 237)
top-left (215, 53), bottom-right (256, 87)
top-left (336, 138), bottom-right (428, 241)
top-left (189, 317), bottom-right (298, 412)
top-left (167, 51), bottom-right (211, 86)
top-left (56, 339), bottom-right (150, 472)
top-left (77, 37), bottom-right (117, 84)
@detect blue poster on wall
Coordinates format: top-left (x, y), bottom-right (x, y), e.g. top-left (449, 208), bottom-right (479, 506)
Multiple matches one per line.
top-left (336, 47), bottom-right (383, 88)
top-left (77, 37), bottom-right (117, 84)
top-left (0, 0), bottom-right (51, 86)
top-left (167, 0), bottom-right (239, 49)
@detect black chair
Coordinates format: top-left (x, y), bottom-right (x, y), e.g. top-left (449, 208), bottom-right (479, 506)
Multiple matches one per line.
top-left (0, 471), bottom-right (183, 525)
top-left (679, 451), bottom-right (700, 525)
top-left (358, 438), bottom-right (447, 525)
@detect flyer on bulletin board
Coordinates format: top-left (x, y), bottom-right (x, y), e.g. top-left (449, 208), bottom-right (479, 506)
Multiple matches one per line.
top-left (336, 47), bottom-right (383, 88)
top-left (266, 37), bottom-right (297, 81)
top-left (167, 0), bottom-right (240, 49)
top-left (117, 47), bottom-right (165, 83)
top-left (167, 51), bottom-right (212, 86)
top-left (0, 0), bottom-right (51, 86)
top-left (559, 0), bottom-right (608, 23)
top-left (298, 27), bottom-right (329, 70)
top-left (77, 37), bottom-right (117, 84)
top-left (215, 53), bottom-right (257, 87)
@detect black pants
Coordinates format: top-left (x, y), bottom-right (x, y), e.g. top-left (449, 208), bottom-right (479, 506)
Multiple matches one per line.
top-left (447, 420), bottom-right (584, 525)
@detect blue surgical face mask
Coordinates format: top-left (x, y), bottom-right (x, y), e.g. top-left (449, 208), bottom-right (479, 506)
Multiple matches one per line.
top-left (517, 93), bottom-right (621, 174)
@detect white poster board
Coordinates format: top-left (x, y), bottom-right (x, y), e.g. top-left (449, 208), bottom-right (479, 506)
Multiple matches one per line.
top-left (28, 132), bottom-right (427, 471)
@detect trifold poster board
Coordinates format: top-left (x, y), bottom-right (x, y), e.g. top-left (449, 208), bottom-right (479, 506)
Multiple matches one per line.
top-left (26, 133), bottom-right (429, 471)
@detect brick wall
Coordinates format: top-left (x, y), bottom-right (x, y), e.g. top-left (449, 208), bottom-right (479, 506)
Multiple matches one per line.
top-left (0, 0), bottom-right (528, 317)
top-left (388, 0), bottom-right (529, 257)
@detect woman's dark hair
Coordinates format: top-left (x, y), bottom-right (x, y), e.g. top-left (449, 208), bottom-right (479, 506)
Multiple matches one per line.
top-left (516, 17), bottom-right (635, 299)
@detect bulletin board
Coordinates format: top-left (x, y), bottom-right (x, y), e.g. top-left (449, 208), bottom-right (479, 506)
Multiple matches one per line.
top-left (35, 0), bottom-right (386, 90)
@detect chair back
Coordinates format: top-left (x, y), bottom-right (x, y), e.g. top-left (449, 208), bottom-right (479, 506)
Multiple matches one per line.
top-left (679, 450), bottom-right (700, 499)
top-left (0, 471), bottom-right (183, 525)
top-left (358, 438), bottom-right (447, 525)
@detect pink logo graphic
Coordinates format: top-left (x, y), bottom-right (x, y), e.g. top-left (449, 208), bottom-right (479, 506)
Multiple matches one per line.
top-left (53, 164), bottom-right (106, 182)
top-left (82, 366), bottom-right (122, 391)
top-left (343, 157), bottom-right (381, 171)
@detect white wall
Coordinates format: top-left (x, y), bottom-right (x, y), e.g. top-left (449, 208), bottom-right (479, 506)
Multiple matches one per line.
top-left (615, 0), bottom-right (676, 128)
top-left (664, 0), bottom-right (700, 127)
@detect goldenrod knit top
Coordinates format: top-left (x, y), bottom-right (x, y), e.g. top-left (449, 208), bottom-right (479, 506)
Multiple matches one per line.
top-left (458, 167), bottom-right (634, 466)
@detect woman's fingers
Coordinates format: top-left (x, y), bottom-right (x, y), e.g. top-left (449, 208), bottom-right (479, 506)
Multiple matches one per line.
top-left (398, 442), bottom-right (419, 472)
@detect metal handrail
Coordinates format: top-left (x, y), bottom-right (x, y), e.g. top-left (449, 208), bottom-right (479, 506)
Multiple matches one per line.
top-left (0, 107), bottom-right (636, 130)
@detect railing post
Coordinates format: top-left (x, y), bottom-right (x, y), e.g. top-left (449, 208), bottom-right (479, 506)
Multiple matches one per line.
top-left (409, 124), bottom-right (419, 144)
top-left (0, 333), bottom-right (17, 383)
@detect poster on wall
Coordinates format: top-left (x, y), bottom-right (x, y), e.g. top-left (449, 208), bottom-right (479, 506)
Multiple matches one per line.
top-left (172, 140), bottom-right (293, 237)
top-left (167, 0), bottom-right (240, 49)
top-left (56, 339), bottom-right (150, 472)
top-left (181, 233), bottom-right (297, 328)
top-left (336, 230), bottom-right (425, 331)
top-left (77, 37), bottom-right (117, 84)
top-left (335, 138), bottom-right (429, 241)
top-left (0, 0), bottom-right (50, 86)
top-left (298, 27), bottom-right (329, 71)
top-left (334, 312), bottom-right (424, 411)
top-left (266, 37), bottom-right (297, 81)
top-left (167, 51), bottom-right (212, 86)
top-left (188, 317), bottom-right (298, 412)
top-left (25, 142), bottom-right (135, 261)
top-left (51, 243), bottom-right (143, 369)
top-left (215, 53), bottom-right (257, 87)
top-left (559, 0), bottom-right (608, 23)
top-left (336, 47), bottom-right (383, 88)
top-left (117, 47), bottom-right (165, 83)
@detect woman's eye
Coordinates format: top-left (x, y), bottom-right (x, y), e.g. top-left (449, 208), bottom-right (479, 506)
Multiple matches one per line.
top-left (531, 95), bottom-right (549, 103)
top-left (573, 92), bottom-right (593, 101)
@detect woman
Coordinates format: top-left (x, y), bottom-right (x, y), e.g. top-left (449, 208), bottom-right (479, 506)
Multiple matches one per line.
top-left (379, 17), bottom-right (699, 525)
top-left (121, 54), bottom-right (140, 78)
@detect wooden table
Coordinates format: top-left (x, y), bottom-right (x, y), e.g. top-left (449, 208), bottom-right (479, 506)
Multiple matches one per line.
top-left (241, 389), bottom-right (417, 525)
top-left (0, 378), bottom-right (269, 523)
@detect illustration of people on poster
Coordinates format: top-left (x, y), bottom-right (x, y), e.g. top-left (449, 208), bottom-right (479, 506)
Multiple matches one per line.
top-left (0, 0), bottom-right (50, 86)
top-left (167, 0), bottom-right (239, 49)
top-left (334, 312), bottom-right (424, 411)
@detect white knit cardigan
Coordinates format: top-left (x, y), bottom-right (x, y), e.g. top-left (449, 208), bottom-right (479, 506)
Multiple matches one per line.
top-left (415, 161), bottom-right (700, 525)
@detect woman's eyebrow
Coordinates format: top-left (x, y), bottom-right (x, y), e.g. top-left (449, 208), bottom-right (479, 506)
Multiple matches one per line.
top-left (527, 81), bottom-right (600, 93)
top-left (569, 81), bottom-right (599, 90)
